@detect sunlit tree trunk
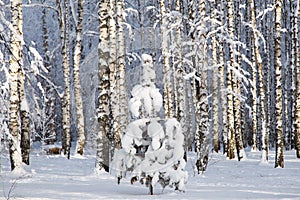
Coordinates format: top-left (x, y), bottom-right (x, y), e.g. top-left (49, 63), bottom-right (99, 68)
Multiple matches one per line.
top-left (57, 0), bottom-right (72, 159)
top-left (216, 0), bottom-right (228, 154)
top-left (95, 0), bottom-right (110, 173)
top-left (226, 0), bottom-right (236, 160)
top-left (9, 0), bottom-right (24, 171)
top-left (108, 0), bottom-right (120, 149)
top-left (234, 1), bottom-right (245, 160)
top-left (159, 0), bottom-right (173, 118)
top-left (74, 0), bottom-right (86, 156)
top-left (274, 0), bottom-right (284, 168)
top-left (116, 0), bottom-right (128, 142)
top-left (249, 0), bottom-right (268, 162)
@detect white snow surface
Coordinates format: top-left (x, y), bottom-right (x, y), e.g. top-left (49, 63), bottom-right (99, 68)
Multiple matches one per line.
top-left (1, 149), bottom-right (300, 200)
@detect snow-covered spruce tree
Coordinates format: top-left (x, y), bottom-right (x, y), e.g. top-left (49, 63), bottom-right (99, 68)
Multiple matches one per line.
top-left (112, 54), bottom-right (188, 195)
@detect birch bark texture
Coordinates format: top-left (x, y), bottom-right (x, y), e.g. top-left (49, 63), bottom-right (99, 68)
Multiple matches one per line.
top-left (74, 0), bottom-right (86, 156)
top-left (95, 0), bottom-right (110, 173)
top-left (249, 0), bottom-right (268, 162)
top-left (274, 0), bottom-right (284, 168)
top-left (9, 0), bottom-right (24, 171)
top-left (195, 0), bottom-right (210, 173)
top-left (294, 0), bottom-right (300, 158)
top-left (159, 0), bottom-right (173, 118)
top-left (57, 0), bottom-right (71, 159)
top-left (226, 0), bottom-right (236, 160)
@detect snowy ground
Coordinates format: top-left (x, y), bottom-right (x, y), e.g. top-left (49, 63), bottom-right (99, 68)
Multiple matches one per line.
top-left (1, 148), bottom-right (300, 200)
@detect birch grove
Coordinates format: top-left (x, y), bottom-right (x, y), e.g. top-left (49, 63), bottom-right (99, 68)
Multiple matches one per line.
top-left (2, 0), bottom-right (300, 174)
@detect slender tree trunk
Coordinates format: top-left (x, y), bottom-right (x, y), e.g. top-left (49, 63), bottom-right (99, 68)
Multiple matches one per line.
top-left (195, 0), bottom-right (209, 173)
top-left (42, 0), bottom-right (56, 143)
top-left (216, 0), bottom-right (228, 154)
top-left (174, 0), bottom-right (187, 159)
top-left (116, 0), bottom-right (128, 141)
top-left (249, 0), bottom-right (268, 162)
top-left (160, 0), bottom-right (173, 118)
top-left (108, 0), bottom-right (120, 150)
top-left (226, 0), bottom-right (236, 160)
top-left (274, 0), bottom-right (284, 168)
top-left (294, 0), bottom-right (300, 158)
top-left (20, 102), bottom-right (30, 165)
top-left (95, 0), bottom-right (110, 173)
top-left (9, 0), bottom-right (24, 171)
top-left (74, 0), bottom-right (86, 156)
top-left (58, 0), bottom-right (72, 159)
top-left (211, 0), bottom-right (220, 153)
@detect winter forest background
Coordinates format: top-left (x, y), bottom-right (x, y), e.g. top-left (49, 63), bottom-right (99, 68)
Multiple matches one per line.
top-left (1, 0), bottom-right (300, 198)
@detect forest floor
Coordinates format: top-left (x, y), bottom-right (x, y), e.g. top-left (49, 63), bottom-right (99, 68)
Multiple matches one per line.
top-left (1, 146), bottom-right (300, 200)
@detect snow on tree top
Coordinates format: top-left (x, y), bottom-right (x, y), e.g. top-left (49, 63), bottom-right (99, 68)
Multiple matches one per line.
top-left (141, 53), bottom-right (153, 64)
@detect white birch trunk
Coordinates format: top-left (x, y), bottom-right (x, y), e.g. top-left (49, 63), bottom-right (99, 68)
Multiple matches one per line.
top-left (9, 0), bottom-right (23, 171)
top-left (95, 0), bottom-right (110, 173)
top-left (116, 0), bottom-right (128, 140)
top-left (217, 1), bottom-right (228, 154)
top-left (249, 0), bottom-right (268, 162)
top-left (174, 0), bottom-right (186, 156)
top-left (108, 0), bottom-right (120, 149)
top-left (226, 0), bottom-right (236, 160)
top-left (211, 0), bottom-right (220, 153)
top-left (159, 0), bottom-right (173, 118)
top-left (74, 0), bottom-right (86, 156)
top-left (294, 0), bottom-right (300, 158)
top-left (195, 0), bottom-right (210, 173)
top-left (58, 0), bottom-right (72, 159)
top-left (274, 0), bottom-right (284, 168)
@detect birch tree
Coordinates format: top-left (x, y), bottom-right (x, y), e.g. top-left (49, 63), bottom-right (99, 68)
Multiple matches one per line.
top-left (95, 0), bottom-right (110, 173)
top-left (159, 0), bottom-right (173, 118)
top-left (108, 0), bottom-right (121, 149)
top-left (249, 0), bottom-right (268, 162)
top-left (274, 0), bottom-right (284, 168)
top-left (174, 0), bottom-right (187, 158)
top-left (59, 0), bottom-right (72, 159)
top-left (217, 0), bottom-right (228, 154)
top-left (195, 0), bottom-right (210, 173)
top-left (74, 0), bottom-right (86, 156)
top-left (294, 0), bottom-right (300, 158)
top-left (210, 0), bottom-right (220, 153)
top-left (9, 0), bottom-right (24, 171)
top-left (116, 0), bottom-right (128, 143)
top-left (226, 0), bottom-right (236, 159)
top-left (42, 0), bottom-right (56, 144)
